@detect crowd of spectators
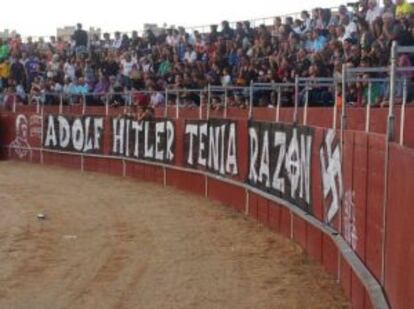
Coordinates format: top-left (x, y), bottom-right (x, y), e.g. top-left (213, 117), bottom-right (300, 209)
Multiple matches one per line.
top-left (1, 0), bottom-right (414, 110)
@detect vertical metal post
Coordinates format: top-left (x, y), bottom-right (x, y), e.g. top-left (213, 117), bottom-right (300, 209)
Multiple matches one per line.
top-left (13, 94), bottom-right (17, 113)
top-left (381, 41), bottom-right (398, 286)
top-left (82, 94), bottom-right (86, 115)
top-left (248, 80), bottom-right (253, 119)
top-left (207, 84), bottom-right (211, 120)
top-left (341, 64), bottom-right (347, 131)
top-left (276, 86), bottom-right (281, 122)
top-left (199, 91), bottom-right (203, 120)
top-left (365, 82), bottom-right (372, 133)
top-left (224, 87), bottom-right (228, 119)
top-left (400, 78), bottom-right (407, 146)
top-left (164, 89), bottom-right (168, 118)
top-left (175, 91), bottom-right (179, 119)
top-left (271, 81), bottom-right (276, 107)
top-left (105, 93), bottom-right (109, 116)
top-left (293, 75), bottom-right (299, 123)
top-left (387, 41), bottom-right (397, 142)
top-left (36, 98), bottom-right (40, 114)
top-left (40, 99), bottom-right (44, 164)
top-left (333, 82), bottom-right (338, 129)
top-left (303, 85), bottom-right (309, 125)
top-left (127, 91), bottom-right (132, 114)
top-left (59, 93), bottom-right (63, 114)
top-left (339, 65), bottom-right (347, 243)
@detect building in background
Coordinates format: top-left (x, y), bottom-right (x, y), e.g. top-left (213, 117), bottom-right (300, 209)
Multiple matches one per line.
top-left (0, 29), bottom-right (17, 40)
top-left (57, 26), bottom-right (101, 41)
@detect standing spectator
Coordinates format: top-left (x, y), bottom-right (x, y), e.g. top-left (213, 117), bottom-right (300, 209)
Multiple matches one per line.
top-left (221, 21), bottom-right (235, 40)
top-left (72, 23), bottom-right (88, 55)
top-left (112, 32), bottom-right (122, 50)
top-left (300, 11), bottom-right (312, 34)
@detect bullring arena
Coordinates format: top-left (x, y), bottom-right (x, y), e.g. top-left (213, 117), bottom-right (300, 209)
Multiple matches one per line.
top-left (2, 1), bottom-right (414, 308)
top-left (0, 161), bottom-right (349, 309)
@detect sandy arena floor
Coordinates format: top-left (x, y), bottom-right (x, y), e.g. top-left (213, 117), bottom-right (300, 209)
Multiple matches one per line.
top-left (0, 161), bottom-right (349, 309)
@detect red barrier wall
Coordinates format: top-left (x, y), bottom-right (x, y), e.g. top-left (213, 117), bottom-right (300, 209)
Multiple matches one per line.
top-left (4, 108), bottom-right (414, 309)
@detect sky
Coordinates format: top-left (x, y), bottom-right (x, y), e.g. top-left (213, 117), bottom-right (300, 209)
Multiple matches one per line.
top-left (4, 0), bottom-right (346, 37)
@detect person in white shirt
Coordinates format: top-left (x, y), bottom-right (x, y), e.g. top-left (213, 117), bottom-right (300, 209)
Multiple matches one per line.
top-left (121, 53), bottom-right (137, 77)
top-left (183, 45), bottom-right (197, 64)
top-left (300, 11), bottom-right (313, 34)
top-left (63, 59), bottom-right (75, 81)
top-left (150, 89), bottom-right (165, 107)
top-left (121, 53), bottom-right (137, 88)
top-left (140, 57), bottom-right (153, 73)
top-left (112, 32), bottom-right (122, 50)
top-left (365, 0), bottom-right (383, 25)
top-left (166, 29), bottom-right (179, 47)
top-left (221, 68), bottom-right (232, 87)
top-left (341, 15), bottom-right (357, 40)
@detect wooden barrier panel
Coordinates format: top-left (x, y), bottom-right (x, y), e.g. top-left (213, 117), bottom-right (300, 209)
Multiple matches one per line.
top-left (1, 109), bottom-right (404, 309)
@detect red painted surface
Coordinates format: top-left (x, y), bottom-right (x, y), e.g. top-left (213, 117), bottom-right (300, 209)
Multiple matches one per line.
top-left (292, 214), bottom-right (307, 249)
top-left (364, 134), bottom-right (385, 282)
top-left (340, 256), bottom-right (353, 301)
top-left (322, 233), bottom-right (339, 279)
top-left (4, 107), bottom-right (414, 308)
top-left (306, 223), bottom-right (323, 264)
top-left (385, 144), bottom-right (414, 309)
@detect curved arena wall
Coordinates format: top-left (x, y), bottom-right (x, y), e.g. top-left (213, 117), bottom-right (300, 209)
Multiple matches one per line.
top-left (1, 106), bottom-right (414, 309)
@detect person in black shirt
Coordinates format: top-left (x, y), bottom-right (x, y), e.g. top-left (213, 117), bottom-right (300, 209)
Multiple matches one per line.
top-left (10, 57), bottom-right (27, 89)
top-left (73, 23), bottom-right (88, 55)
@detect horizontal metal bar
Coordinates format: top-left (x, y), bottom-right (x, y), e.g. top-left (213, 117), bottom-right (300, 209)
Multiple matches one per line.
top-left (252, 84), bottom-right (295, 89)
top-left (347, 78), bottom-right (390, 83)
top-left (299, 83), bottom-right (335, 88)
top-left (396, 66), bottom-right (414, 72)
top-left (396, 46), bottom-right (414, 53)
top-left (298, 77), bottom-right (335, 82)
top-left (166, 88), bottom-right (206, 93)
top-left (209, 86), bottom-right (249, 91)
top-left (347, 67), bottom-right (389, 73)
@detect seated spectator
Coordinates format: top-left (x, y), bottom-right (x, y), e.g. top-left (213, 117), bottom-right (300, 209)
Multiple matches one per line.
top-left (149, 86), bottom-right (165, 107)
top-left (395, 0), bottom-right (414, 19)
top-left (383, 0), bottom-right (396, 15)
top-left (310, 30), bottom-right (328, 53)
top-left (0, 58), bottom-right (11, 90)
top-left (0, 39), bottom-right (9, 61)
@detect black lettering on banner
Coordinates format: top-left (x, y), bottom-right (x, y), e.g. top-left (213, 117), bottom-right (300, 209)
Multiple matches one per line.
top-left (184, 119), bottom-right (238, 177)
top-left (248, 121), bottom-right (313, 213)
top-left (111, 117), bottom-right (175, 164)
top-left (43, 114), bottom-right (104, 153)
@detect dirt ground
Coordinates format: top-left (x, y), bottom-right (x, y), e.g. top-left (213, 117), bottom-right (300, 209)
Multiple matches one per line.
top-left (0, 161), bottom-right (350, 309)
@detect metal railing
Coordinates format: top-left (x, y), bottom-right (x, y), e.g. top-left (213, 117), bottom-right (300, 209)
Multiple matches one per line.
top-left (1, 48), bottom-right (413, 146)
